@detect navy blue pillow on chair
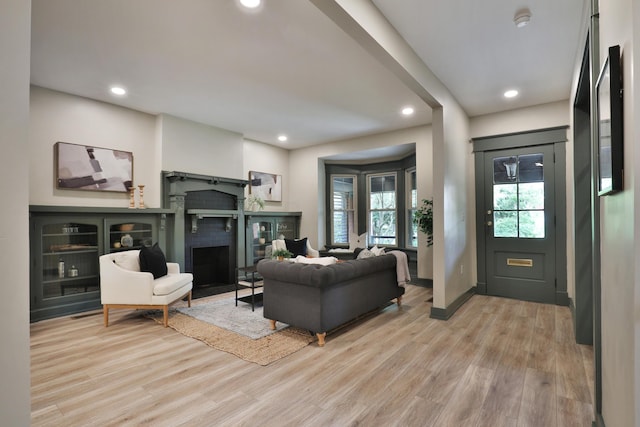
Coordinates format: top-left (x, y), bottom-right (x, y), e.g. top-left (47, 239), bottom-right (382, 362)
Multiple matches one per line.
top-left (285, 238), bottom-right (308, 257)
top-left (139, 243), bottom-right (168, 279)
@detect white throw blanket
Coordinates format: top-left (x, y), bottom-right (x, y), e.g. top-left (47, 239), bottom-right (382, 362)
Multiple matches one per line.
top-left (388, 250), bottom-right (410, 287)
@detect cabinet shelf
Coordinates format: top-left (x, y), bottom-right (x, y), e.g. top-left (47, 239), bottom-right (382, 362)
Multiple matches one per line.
top-left (109, 229), bottom-right (149, 235)
top-left (43, 232), bottom-right (97, 237)
top-left (44, 247), bottom-right (99, 255)
top-left (42, 274), bottom-right (99, 285)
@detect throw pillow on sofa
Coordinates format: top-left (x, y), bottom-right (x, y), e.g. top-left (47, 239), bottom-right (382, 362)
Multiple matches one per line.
top-left (371, 245), bottom-right (386, 256)
top-left (139, 243), bottom-right (168, 279)
top-left (356, 248), bottom-right (375, 259)
top-left (285, 238), bottom-right (307, 257)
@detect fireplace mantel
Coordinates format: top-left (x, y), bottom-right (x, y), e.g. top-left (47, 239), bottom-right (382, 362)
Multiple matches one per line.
top-left (186, 209), bottom-right (240, 234)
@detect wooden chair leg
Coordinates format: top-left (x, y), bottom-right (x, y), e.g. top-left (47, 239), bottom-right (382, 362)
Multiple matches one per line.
top-left (187, 290), bottom-right (192, 307)
top-left (163, 306), bottom-right (169, 327)
top-left (397, 295), bottom-right (402, 307)
top-left (103, 305), bottom-right (109, 327)
top-left (269, 319), bottom-right (277, 330)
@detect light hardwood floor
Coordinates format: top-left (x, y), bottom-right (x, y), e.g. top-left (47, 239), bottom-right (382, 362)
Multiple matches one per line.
top-left (31, 285), bottom-right (594, 426)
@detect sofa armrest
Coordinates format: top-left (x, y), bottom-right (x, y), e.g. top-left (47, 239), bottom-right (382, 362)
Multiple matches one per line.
top-left (100, 257), bottom-right (155, 304)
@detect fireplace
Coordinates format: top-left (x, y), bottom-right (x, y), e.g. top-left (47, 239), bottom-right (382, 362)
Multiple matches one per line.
top-left (192, 245), bottom-right (232, 286)
top-left (163, 171), bottom-right (249, 293)
top-left (182, 188), bottom-right (241, 289)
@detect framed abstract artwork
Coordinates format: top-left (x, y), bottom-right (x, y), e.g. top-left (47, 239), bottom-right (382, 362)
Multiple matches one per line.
top-left (55, 142), bottom-right (133, 192)
top-left (249, 171), bottom-right (282, 202)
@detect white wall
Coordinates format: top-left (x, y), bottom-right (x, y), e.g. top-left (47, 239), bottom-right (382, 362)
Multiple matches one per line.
top-left (598, 0), bottom-right (638, 425)
top-left (470, 100), bottom-right (570, 138)
top-left (243, 139), bottom-right (290, 211)
top-left (29, 89), bottom-right (248, 209)
top-left (159, 114), bottom-right (244, 181)
top-left (29, 87), bottom-right (158, 207)
top-left (1, 0), bottom-right (31, 424)
top-left (432, 104), bottom-right (473, 308)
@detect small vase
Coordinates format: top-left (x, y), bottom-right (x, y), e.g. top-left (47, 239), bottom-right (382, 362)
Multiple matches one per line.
top-left (277, 256), bottom-right (284, 261)
top-left (259, 237), bottom-right (266, 245)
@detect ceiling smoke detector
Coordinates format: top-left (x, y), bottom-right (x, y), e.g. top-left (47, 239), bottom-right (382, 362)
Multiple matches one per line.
top-left (514, 8), bottom-right (531, 28)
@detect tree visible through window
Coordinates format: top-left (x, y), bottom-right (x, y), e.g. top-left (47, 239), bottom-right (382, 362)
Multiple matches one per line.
top-left (493, 153), bottom-right (545, 238)
top-left (369, 173), bottom-right (397, 245)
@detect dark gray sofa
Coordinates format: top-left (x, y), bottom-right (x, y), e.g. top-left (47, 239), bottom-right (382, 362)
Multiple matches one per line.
top-left (256, 254), bottom-right (405, 346)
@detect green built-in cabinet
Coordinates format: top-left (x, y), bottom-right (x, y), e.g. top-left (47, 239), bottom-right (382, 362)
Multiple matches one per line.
top-left (245, 212), bottom-right (301, 266)
top-left (29, 206), bottom-right (173, 322)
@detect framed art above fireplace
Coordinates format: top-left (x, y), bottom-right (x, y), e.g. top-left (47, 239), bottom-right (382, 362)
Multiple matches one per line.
top-left (249, 170), bottom-right (282, 202)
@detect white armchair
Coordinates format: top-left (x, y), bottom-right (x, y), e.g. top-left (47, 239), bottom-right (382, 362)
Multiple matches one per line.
top-left (100, 250), bottom-right (193, 327)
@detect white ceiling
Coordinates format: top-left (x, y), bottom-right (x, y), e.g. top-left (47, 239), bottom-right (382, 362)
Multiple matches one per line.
top-left (30, 0), bottom-right (586, 152)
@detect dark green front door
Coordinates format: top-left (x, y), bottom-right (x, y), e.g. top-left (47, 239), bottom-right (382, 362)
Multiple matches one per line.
top-left (482, 144), bottom-right (557, 303)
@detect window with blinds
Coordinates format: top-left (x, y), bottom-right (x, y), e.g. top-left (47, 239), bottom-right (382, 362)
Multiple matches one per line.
top-left (330, 175), bottom-right (356, 245)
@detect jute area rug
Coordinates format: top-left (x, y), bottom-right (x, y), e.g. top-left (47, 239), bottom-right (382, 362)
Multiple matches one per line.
top-left (146, 297), bottom-right (315, 366)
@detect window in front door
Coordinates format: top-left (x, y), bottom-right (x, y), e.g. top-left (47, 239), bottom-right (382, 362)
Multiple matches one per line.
top-left (492, 153), bottom-right (545, 239)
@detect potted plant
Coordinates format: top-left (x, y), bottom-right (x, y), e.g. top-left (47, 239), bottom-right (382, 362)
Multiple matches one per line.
top-left (414, 198), bottom-right (433, 247)
top-left (246, 194), bottom-right (265, 212)
top-left (272, 248), bottom-right (293, 261)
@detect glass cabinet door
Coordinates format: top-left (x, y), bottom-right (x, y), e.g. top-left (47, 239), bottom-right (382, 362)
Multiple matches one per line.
top-left (108, 222), bottom-right (153, 252)
top-left (275, 217), bottom-right (297, 240)
top-left (250, 220), bottom-right (273, 263)
top-left (37, 221), bottom-right (100, 302)
top-left (245, 214), bottom-right (301, 266)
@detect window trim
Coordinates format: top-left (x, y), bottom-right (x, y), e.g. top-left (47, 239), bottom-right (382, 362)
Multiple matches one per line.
top-left (367, 171), bottom-right (398, 247)
top-left (329, 174), bottom-right (357, 246)
top-left (406, 168), bottom-right (417, 248)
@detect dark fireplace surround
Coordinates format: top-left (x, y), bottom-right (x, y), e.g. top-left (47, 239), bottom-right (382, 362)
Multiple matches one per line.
top-left (162, 171), bottom-right (249, 289)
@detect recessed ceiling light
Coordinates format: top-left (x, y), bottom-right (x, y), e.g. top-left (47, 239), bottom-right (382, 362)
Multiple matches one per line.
top-left (110, 86), bottom-right (126, 96)
top-left (504, 89), bottom-right (519, 98)
top-left (401, 106), bottom-right (415, 116)
top-left (240, 0), bottom-right (261, 8)
top-left (278, 135), bottom-right (288, 142)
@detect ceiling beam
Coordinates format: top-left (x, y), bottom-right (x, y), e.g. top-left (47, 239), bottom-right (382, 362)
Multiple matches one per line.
top-left (310, 0), bottom-right (458, 110)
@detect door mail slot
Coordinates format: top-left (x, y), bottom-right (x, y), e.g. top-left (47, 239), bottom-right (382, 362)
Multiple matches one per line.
top-left (507, 258), bottom-right (533, 267)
